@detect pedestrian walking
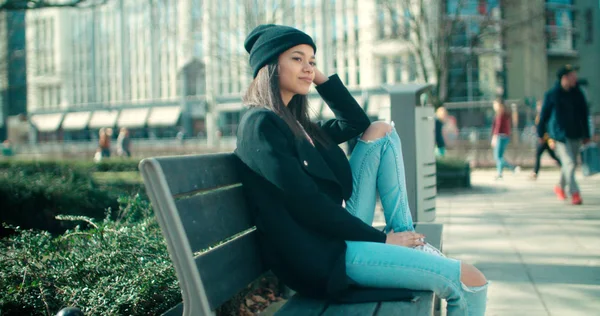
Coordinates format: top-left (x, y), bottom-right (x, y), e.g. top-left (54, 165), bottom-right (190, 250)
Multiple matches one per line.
top-left (117, 127), bottom-right (132, 157)
top-left (530, 100), bottom-right (561, 180)
top-left (435, 106), bottom-right (448, 157)
top-left (537, 65), bottom-right (591, 205)
top-left (491, 98), bottom-right (519, 179)
top-left (98, 127), bottom-right (112, 159)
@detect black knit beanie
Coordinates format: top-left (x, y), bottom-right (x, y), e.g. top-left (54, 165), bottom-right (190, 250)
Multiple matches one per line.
top-left (244, 24), bottom-right (317, 78)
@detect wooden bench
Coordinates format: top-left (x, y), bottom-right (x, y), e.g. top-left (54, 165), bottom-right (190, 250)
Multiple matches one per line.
top-left (139, 153), bottom-right (444, 316)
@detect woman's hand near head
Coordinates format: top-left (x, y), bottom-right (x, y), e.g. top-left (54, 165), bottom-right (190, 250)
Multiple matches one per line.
top-left (385, 230), bottom-right (425, 247)
top-left (313, 67), bottom-right (329, 86)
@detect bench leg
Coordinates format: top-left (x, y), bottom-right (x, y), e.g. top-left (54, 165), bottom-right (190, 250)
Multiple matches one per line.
top-left (435, 294), bottom-right (441, 312)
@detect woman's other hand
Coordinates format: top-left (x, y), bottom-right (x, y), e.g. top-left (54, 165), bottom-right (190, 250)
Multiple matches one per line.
top-left (385, 230), bottom-right (425, 247)
top-left (313, 67), bottom-right (329, 85)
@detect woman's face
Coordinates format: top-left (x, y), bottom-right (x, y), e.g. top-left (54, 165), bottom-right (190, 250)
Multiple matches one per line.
top-left (277, 44), bottom-right (316, 103)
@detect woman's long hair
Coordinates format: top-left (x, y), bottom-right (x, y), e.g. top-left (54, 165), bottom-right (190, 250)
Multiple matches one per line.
top-left (242, 62), bottom-right (330, 145)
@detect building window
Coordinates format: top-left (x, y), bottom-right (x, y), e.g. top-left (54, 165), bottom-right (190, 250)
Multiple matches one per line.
top-left (355, 47), bottom-right (361, 86)
top-left (390, 7), bottom-right (400, 38)
top-left (344, 57), bottom-right (349, 84)
top-left (377, 0), bottom-right (385, 39)
top-left (394, 56), bottom-right (403, 83)
top-left (408, 54), bottom-right (417, 82)
top-left (545, 0), bottom-right (575, 52)
top-left (38, 86), bottom-right (61, 109)
top-left (33, 18), bottom-right (56, 76)
top-left (380, 56), bottom-right (388, 84)
top-left (584, 8), bottom-right (593, 44)
top-left (403, 9), bottom-right (411, 40)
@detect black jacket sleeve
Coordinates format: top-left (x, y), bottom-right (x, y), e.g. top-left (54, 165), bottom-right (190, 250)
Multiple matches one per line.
top-left (537, 93), bottom-right (553, 139)
top-left (315, 75), bottom-right (371, 144)
top-left (577, 89), bottom-right (591, 139)
top-left (236, 110), bottom-right (386, 243)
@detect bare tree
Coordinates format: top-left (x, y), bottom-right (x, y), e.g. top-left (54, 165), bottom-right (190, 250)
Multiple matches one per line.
top-left (0, 0), bottom-right (108, 11)
top-left (380, 0), bottom-right (548, 107)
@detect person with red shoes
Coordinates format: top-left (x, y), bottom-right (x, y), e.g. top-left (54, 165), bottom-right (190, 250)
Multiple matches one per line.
top-left (537, 65), bottom-right (591, 205)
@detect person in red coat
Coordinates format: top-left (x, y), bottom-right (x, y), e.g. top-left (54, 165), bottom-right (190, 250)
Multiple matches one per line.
top-left (491, 99), bottom-right (519, 179)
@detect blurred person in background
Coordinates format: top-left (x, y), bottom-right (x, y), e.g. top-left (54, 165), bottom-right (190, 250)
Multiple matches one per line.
top-left (2, 140), bottom-right (14, 157)
top-left (117, 127), bottom-right (132, 157)
top-left (491, 98), bottom-right (519, 180)
top-left (435, 107), bottom-right (448, 157)
top-left (98, 128), bottom-right (112, 159)
top-left (537, 65), bottom-right (590, 205)
top-left (530, 100), bottom-right (561, 180)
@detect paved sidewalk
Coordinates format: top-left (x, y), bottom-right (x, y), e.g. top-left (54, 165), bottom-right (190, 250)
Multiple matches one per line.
top-left (430, 169), bottom-right (600, 316)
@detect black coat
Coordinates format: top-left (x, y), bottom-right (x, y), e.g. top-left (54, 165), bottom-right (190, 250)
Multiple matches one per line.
top-left (234, 75), bottom-right (387, 299)
top-left (538, 82), bottom-right (590, 142)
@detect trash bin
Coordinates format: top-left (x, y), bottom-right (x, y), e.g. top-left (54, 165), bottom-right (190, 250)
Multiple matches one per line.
top-left (380, 83), bottom-right (437, 222)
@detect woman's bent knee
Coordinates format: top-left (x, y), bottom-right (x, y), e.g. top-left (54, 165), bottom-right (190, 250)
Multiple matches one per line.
top-left (460, 262), bottom-right (487, 287)
top-left (361, 121), bottom-right (393, 141)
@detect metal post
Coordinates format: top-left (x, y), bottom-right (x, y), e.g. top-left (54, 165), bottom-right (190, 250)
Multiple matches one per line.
top-left (385, 84), bottom-right (436, 222)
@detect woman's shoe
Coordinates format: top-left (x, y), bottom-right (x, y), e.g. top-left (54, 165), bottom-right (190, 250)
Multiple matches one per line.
top-left (414, 242), bottom-right (445, 257)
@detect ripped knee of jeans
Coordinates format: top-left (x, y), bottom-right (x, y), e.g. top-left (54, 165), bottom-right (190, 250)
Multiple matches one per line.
top-left (460, 281), bottom-right (490, 293)
top-left (358, 121), bottom-right (396, 144)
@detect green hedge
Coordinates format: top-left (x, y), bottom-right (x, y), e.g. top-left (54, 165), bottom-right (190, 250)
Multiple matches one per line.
top-left (0, 195), bottom-right (181, 316)
top-left (0, 160), bottom-right (146, 237)
top-left (0, 159), bottom-right (141, 173)
top-left (0, 170), bottom-right (118, 237)
top-left (436, 157), bottom-right (470, 172)
top-left (436, 157), bottom-right (471, 189)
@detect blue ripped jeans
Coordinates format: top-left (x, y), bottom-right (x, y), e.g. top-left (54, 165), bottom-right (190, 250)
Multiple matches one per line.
top-left (344, 126), bottom-right (488, 316)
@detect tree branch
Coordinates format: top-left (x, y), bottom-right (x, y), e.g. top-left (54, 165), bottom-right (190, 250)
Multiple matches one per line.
top-left (0, 0), bottom-right (108, 11)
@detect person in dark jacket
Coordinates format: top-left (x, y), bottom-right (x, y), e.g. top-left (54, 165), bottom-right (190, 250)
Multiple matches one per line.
top-left (538, 65), bottom-right (591, 205)
top-left (491, 99), bottom-right (519, 179)
top-left (234, 24), bottom-right (488, 315)
top-left (435, 107), bottom-right (447, 157)
top-left (530, 100), bottom-right (561, 180)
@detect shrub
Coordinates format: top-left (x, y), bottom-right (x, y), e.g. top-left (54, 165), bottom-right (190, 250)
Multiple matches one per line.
top-left (0, 168), bottom-right (119, 237)
top-left (436, 157), bottom-right (471, 188)
top-left (0, 208), bottom-right (181, 315)
top-left (436, 157), bottom-right (469, 172)
top-left (0, 159), bottom-right (140, 174)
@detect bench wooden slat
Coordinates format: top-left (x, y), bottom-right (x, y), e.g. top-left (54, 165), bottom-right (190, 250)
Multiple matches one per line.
top-left (274, 296), bottom-right (328, 316)
top-left (142, 153), bottom-right (444, 316)
top-left (321, 302), bottom-right (379, 316)
top-left (195, 231), bottom-right (267, 310)
top-left (161, 302), bottom-right (183, 316)
top-left (375, 292), bottom-right (434, 315)
top-left (175, 185), bottom-right (254, 253)
top-left (155, 153), bottom-right (240, 196)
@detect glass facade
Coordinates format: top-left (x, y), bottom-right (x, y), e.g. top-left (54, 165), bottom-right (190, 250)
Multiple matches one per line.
top-left (545, 0), bottom-right (576, 54)
top-left (446, 0), bottom-right (503, 102)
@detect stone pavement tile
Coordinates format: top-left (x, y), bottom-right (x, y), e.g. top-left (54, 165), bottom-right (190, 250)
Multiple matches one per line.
top-left (520, 252), bottom-right (600, 267)
top-left (535, 284), bottom-right (600, 316)
top-left (485, 309), bottom-right (549, 316)
top-left (472, 260), bottom-right (532, 283)
top-left (527, 262), bottom-right (600, 285)
top-left (484, 281), bottom-right (547, 312)
top-left (435, 170), bottom-right (600, 316)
